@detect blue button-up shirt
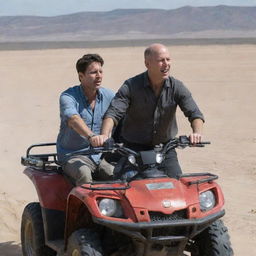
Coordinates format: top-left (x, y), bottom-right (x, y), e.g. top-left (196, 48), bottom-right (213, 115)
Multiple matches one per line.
top-left (56, 85), bottom-right (114, 164)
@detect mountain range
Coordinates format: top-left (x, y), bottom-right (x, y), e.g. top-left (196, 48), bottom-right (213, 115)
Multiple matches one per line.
top-left (0, 5), bottom-right (256, 42)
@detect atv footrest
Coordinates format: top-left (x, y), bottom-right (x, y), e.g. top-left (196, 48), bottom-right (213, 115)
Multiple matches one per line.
top-left (46, 239), bottom-right (65, 254)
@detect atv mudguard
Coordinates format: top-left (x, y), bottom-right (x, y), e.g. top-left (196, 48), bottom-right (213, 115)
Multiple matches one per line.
top-left (24, 167), bottom-right (73, 242)
top-left (23, 166), bottom-right (99, 244)
top-left (24, 167), bottom-right (72, 210)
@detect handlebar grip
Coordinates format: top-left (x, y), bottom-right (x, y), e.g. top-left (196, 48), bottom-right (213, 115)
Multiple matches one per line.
top-left (189, 141), bottom-right (211, 147)
top-left (192, 144), bottom-right (205, 147)
top-left (103, 138), bottom-right (115, 149)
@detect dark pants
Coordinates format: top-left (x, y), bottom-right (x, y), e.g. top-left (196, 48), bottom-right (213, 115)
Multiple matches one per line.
top-left (159, 149), bottom-right (182, 179)
top-left (123, 140), bottom-right (182, 179)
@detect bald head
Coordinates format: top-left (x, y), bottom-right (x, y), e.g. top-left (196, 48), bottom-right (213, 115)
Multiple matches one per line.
top-left (144, 43), bottom-right (169, 60)
top-left (144, 43), bottom-right (171, 85)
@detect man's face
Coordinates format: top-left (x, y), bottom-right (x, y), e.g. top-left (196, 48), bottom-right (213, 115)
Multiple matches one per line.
top-left (79, 61), bottom-right (103, 91)
top-left (145, 47), bottom-right (171, 82)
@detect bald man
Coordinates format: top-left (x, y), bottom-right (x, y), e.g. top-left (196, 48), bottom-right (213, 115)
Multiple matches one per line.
top-left (91, 43), bottom-right (204, 178)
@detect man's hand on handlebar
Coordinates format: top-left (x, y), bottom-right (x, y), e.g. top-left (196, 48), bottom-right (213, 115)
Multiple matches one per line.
top-left (189, 133), bottom-right (202, 144)
top-left (89, 135), bottom-right (108, 147)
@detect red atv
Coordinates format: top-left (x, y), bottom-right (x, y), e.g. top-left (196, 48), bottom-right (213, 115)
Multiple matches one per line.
top-left (21, 136), bottom-right (233, 256)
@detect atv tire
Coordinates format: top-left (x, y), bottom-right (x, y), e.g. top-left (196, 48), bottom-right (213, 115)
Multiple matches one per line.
top-left (186, 219), bottom-right (233, 256)
top-left (67, 228), bottom-right (103, 256)
top-left (21, 202), bottom-right (56, 256)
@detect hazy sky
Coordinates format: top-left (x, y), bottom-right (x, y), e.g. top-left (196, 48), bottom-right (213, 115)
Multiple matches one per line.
top-left (1, 0), bottom-right (256, 16)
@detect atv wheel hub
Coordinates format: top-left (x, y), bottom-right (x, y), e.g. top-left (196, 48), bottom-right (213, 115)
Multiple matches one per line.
top-left (24, 221), bottom-right (34, 255)
top-left (72, 249), bottom-right (80, 256)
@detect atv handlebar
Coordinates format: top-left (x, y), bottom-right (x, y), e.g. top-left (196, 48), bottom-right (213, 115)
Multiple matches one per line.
top-left (163, 136), bottom-right (210, 153)
top-left (67, 136), bottom-right (210, 157)
top-left (21, 136), bottom-right (210, 168)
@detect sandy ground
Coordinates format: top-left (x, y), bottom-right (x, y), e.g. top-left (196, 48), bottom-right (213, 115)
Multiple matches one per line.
top-left (0, 44), bottom-right (255, 255)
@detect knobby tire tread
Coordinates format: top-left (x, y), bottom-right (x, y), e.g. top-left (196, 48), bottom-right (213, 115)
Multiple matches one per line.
top-left (21, 202), bottom-right (56, 256)
top-left (196, 219), bottom-right (234, 256)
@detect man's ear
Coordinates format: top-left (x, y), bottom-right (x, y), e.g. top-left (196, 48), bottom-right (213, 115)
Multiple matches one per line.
top-left (145, 59), bottom-right (149, 68)
top-left (78, 72), bottom-right (83, 82)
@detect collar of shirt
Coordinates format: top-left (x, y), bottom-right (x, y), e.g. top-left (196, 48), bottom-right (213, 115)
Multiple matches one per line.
top-left (79, 85), bottom-right (103, 107)
top-left (143, 71), bottom-right (171, 89)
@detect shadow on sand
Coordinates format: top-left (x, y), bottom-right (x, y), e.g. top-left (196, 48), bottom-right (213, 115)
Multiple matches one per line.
top-left (0, 241), bottom-right (22, 256)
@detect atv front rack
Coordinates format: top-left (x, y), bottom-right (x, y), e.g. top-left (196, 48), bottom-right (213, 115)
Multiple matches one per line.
top-left (81, 180), bottom-right (131, 191)
top-left (179, 172), bottom-right (218, 185)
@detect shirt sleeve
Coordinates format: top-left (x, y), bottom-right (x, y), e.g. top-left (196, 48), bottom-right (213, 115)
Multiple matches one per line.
top-left (175, 80), bottom-right (205, 123)
top-left (104, 83), bottom-right (130, 125)
top-left (59, 92), bottom-right (79, 122)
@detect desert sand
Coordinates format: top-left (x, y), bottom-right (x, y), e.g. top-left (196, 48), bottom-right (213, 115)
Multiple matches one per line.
top-left (0, 44), bottom-right (255, 255)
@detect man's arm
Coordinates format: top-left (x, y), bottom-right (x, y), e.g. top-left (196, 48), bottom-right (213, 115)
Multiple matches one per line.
top-left (68, 114), bottom-right (95, 140)
top-left (101, 117), bottom-right (115, 136)
top-left (174, 80), bottom-right (204, 144)
top-left (90, 117), bottom-right (115, 147)
top-left (91, 83), bottom-right (131, 147)
top-left (189, 118), bottom-right (204, 144)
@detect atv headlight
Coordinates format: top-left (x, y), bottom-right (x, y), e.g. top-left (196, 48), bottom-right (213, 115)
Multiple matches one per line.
top-left (98, 198), bottom-right (123, 217)
top-left (156, 153), bottom-right (164, 164)
top-left (128, 155), bottom-right (136, 165)
top-left (199, 190), bottom-right (216, 212)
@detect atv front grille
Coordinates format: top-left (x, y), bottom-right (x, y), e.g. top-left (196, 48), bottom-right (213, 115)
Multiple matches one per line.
top-left (149, 210), bottom-right (187, 222)
top-left (149, 210), bottom-right (188, 237)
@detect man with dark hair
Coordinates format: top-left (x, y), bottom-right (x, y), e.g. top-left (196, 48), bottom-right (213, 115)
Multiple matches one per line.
top-left (56, 54), bottom-right (114, 185)
top-left (76, 54), bottom-right (104, 74)
top-left (91, 44), bottom-right (204, 178)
